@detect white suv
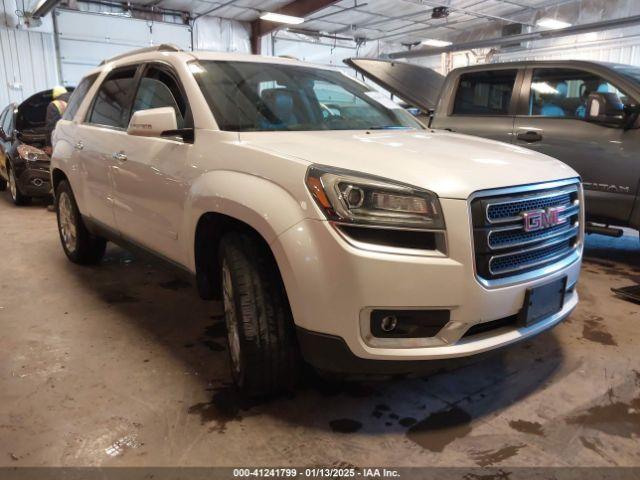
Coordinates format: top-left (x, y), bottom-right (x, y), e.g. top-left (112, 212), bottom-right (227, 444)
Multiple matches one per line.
top-left (51, 45), bottom-right (583, 395)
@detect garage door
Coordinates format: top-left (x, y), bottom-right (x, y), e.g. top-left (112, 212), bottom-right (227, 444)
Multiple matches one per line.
top-left (55, 9), bottom-right (192, 87)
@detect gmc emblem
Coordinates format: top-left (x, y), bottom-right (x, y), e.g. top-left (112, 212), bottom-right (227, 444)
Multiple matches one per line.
top-left (522, 206), bottom-right (567, 232)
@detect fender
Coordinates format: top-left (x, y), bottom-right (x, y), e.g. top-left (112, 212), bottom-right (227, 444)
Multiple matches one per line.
top-left (182, 169), bottom-right (312, 272)
top-left (50, 121), bottom-right (82, 205)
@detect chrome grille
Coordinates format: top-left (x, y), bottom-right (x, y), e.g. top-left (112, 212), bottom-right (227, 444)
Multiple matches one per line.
top-left (471, 181), bottom-right (582, 281)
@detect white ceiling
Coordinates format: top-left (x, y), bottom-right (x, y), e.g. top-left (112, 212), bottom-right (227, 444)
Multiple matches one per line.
top-left (110, 0), bottom-right (581, 43)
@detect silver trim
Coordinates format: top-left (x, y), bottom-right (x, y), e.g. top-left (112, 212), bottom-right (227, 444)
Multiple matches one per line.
top-left (468, 178), bottom-right (584, 289)
top-left (488, 221), bottom-right (579, 251)
top-left (484, 185), bottom-right (578, 224)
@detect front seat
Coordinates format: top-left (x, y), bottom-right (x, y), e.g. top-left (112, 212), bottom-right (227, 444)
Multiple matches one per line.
top-left (540, 81), bottom-right (568, 117)
top-left (260, 88), bottom-right (299, 128)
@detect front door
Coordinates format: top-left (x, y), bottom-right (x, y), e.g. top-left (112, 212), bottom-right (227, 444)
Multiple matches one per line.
top-left (513, 67), bottom-right (640, 225)
top-left (111, 63), bottom-right (193, 263)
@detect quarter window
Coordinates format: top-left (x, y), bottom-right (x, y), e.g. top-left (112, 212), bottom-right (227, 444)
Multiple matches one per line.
top-left (88, 67), bottom-right (138, 128)
top-left (131, 66), bottom-right (189, 129)
top-left (64, 74), bottom-right (98, 121)
top-left (453, 70), bottom-right (517, 115)
top-left (528, 68), bottom-right (628, 118)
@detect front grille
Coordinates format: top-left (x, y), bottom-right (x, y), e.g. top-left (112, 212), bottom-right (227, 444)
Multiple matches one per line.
top-left (471, 181), bottom-right (581, 281)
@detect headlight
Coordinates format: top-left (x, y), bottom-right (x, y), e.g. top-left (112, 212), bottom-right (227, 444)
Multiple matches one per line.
top-left (305, 165), bottom-right (445, 230)
top-left (17, 145), bottom-right (49, 162)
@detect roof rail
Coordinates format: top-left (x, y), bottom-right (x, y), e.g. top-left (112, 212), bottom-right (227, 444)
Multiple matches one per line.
top-left (99, 44), bottom-right (183, 66)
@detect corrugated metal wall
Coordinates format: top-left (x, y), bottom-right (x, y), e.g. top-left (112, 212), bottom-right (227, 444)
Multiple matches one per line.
top-left (0, 0), bottom-right (59, 107)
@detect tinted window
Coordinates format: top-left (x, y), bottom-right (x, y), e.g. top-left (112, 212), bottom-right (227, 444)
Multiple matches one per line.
top-left (88, 67), bottom-right (138, 128)
top-left (64, 74), bottom-right (98, 121)
top-left (132, 67), bottom-right (188, 129)
top-left (453, 70), bottom-right (517, 115)
top-left (192, 61), bottom-right (422, 131)
top-left (529, 68), bottom-right (629, 118)
top-left (2, 105), bottom-right (13, 134)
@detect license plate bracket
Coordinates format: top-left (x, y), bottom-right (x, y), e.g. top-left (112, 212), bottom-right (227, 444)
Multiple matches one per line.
top-left (518, 277), bottom-right (567, 327)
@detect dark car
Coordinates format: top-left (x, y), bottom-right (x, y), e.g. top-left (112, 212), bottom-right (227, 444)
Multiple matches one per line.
top-left (347, 58), bottom-right (640, 238)
top-left (0, 89), bottom-right (72, 205)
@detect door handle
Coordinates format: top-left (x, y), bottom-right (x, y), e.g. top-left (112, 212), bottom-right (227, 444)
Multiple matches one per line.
top-left (516, 130), bottom-right (543, 143)
top-left (112, 151), bottom-right (127, 162)
top-left (74, 141), bottom-right (84, 151)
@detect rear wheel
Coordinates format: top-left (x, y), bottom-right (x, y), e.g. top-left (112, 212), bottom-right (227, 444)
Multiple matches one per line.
top-left (8, 165), bottom-right (31, 205)
top-left (55, 180), bottom-right (106, 265)
top-left (219, 232), bottom-right (299, 396)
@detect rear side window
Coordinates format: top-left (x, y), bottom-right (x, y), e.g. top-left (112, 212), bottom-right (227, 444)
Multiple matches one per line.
top-left (63, 74), bottom-right (98, 121)
top-left (2, 105), bottom-right (13, 134)
top-left (453, 70), bottom-right (517, 115)
top-left (131, 66), bottom-right (189, 129)
top-left (88, 67), bottom-right (138, 128)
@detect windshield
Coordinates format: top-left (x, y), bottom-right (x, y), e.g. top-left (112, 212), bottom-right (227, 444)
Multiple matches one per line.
top-left (191, 60), bottom-right (423, 132)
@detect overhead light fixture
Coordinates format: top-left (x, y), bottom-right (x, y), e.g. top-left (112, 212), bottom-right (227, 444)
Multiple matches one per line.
top-left (421, 39), bottom-right (452, 47)
top-left (260, 12), bottom-right (305, 24)
top-left (537, 18), bottom-right (572, 30)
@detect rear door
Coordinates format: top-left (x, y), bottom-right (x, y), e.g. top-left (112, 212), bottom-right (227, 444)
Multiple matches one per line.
top-left (513, 67), bottom-right (640, 224)
top-left (79, 65), bottom-right (140, 229)
top-left (111, 62), bottom-right (193, 262)
top-left (432, 68), bottom-right (523, 143)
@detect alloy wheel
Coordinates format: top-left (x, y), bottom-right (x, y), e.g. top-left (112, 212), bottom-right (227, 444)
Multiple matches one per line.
top-left (8, 168), bottom-right (17, 201)
top-left (58, 192), bottom-right (77, 253)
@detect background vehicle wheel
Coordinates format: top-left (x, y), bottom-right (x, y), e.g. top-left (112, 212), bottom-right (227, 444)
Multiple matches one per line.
top-left (8, 166), bottom-right (31, 205)
top-left (219, 232), bottom-right (299, 396)
top-left (0, 174), bottom-right (6, 191)
top-left (55, 180), bottom-right (106, 265)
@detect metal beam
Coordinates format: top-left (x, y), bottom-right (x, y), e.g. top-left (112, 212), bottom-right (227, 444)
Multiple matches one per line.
top-left (250, 0), bottom-right (340, 54)
top-left (30, 0), bottom-right (61, 18)
top-left (386, 14), bottom-right (640, 59)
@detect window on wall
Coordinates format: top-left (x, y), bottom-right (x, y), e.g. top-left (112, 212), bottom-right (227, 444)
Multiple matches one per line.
top-left (529, 68), bottom-right (628, 118)
top-left (88, 67), bottom-right (138, 128)
top-left (453, 70), bottom-right (517, 115)
top-left (131, 66), bottom-right (189, 129)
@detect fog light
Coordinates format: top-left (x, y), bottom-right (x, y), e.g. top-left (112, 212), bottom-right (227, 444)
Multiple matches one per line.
top-left (380, 315), bottom-right (398, 332)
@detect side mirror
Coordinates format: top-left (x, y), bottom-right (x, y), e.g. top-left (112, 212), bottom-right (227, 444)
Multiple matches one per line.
top-left (127, 107), bottom-right (177, 137)
top-left (585, 92), bottom-right (627, 127)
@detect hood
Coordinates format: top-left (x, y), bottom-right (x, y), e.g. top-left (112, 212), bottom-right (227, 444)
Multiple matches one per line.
top-left (239, 130), bottom-right (578, 199)
top-left (345, 58), bottom-right (444, 111)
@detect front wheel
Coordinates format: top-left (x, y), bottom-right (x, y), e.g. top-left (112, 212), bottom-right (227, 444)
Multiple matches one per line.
top-left (55, 180), bottom-right (106, 265)
top-left (8, 166), bottom-right (31, 205)
top-left (219, 232), bottom-right (299, 396)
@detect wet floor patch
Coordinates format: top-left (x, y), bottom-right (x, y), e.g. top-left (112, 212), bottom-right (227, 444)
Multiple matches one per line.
top-left (581, 315), bottom-right (617, 346)
top-left (101, 290), bottom-right (140, 305)
top-left (406, 406), bottom-right (472, 452)
top-left (507, 419), bottom-right (544, 436)
top-left (470, 444), bottom-right (526, 467)
top-left (566, 394), bottom-right (640, 439)
top-left (329, 418), bottom-right (363, 433)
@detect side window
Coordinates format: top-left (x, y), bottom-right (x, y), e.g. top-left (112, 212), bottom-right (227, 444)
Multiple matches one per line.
top-left (2, 106), bottom-right (13, 134)
top-left (529, 68), bottom-right (627, 118)
top-left (88, 67), bottom-right (138, 129)
top-left (131, 66), bottom-right (189, 129)
top-left (453, 70), bottom-right (518, 115)
top-left (63, 74), bottom-right (99, 121)
top-left (0, 108), bottom-right (8, 135)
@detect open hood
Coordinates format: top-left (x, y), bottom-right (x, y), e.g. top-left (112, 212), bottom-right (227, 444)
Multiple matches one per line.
top-left (344, 58), bottom-right (444, 112)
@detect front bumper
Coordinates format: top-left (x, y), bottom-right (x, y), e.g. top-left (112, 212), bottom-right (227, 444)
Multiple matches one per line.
top-left (16, 162), bottom-right (52, 197)
top-left (271, 197), bottom-right (581, 370)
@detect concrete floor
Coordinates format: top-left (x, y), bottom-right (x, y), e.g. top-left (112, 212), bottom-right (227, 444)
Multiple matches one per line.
top-left (1, 194), bottom-right (639, 469)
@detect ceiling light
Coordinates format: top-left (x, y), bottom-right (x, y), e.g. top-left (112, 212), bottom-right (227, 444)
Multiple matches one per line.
top-left (421, 39), bottom-right (452, 47)
top-left (260, 12), bottom-right (305, 24)
top-left (537, 18), bottom-right (572, 29)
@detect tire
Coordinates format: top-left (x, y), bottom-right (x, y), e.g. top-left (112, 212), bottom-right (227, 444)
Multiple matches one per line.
top-left (219, 232), bottom-right (299, 396)
top-left (55, 180), bottom-right (106, 265)
top-left (7, 165), bottom-right (31, 205)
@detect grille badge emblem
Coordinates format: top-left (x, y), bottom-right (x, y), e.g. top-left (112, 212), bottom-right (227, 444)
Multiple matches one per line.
top-left (522, 206), bottom-right (567, 232)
